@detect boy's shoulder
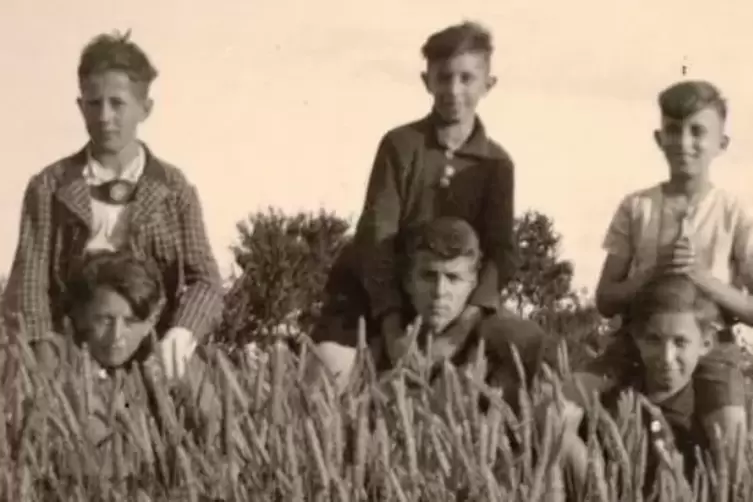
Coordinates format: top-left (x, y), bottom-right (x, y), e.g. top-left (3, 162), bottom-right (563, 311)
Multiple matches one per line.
top-left (380, 116), bottom-right (512, 162)
top-left (617, 183), bottom-right (664, 206)
top-left (28, 145), bottom-right (194, 194)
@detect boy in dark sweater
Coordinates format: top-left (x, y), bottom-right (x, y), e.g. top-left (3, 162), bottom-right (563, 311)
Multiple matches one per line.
top-left (312, 21), bottom-right (518, 382)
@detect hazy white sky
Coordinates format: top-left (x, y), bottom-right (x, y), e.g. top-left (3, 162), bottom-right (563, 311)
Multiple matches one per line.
top-left (2, 0), bottom-right (753, 293)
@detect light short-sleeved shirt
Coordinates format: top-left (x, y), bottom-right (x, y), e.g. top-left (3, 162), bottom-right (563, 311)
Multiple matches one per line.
top-left (602, 183), bottom-right (753, 291)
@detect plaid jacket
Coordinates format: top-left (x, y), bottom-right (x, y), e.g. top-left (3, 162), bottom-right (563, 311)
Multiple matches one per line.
top-left (3, 144), bottom-right (224, 343)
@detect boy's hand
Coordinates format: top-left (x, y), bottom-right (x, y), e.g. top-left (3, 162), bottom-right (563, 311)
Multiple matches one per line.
top-left (382, 311), bottom-right (411, 364)
top-left (657, 237), bottom-right (696, 275)
top-left (158, 328), bottom-right (197, 380)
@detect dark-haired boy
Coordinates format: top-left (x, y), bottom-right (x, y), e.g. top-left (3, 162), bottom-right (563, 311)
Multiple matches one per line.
top-left (3, 32), bottom-right (223, 381)
top-left (62, 250), bottom-right (218, 446)
top-left (313, 22), bottom-right (518, 378)
top-left (564, 276), bottom-right (746, 494)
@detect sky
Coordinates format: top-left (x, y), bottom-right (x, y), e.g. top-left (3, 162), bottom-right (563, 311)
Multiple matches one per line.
top-left (1, 0), bottom-right (753, 295)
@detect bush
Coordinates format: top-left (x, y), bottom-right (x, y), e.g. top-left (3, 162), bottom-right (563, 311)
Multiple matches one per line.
top-left (218, 209), bottom-right (351, 348)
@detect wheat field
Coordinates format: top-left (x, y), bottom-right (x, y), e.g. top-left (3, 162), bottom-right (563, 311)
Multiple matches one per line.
top-left (2, 334), bottom-right (753, 502)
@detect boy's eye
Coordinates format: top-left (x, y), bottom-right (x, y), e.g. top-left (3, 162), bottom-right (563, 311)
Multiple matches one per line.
top-left (673, 337), bottom-right (689, 349)
top-left (690, 124), bottom-right (707, 137)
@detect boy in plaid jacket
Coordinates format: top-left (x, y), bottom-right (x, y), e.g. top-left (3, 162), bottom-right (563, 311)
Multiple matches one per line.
top-left (2, 31), bottom-right (223, 380)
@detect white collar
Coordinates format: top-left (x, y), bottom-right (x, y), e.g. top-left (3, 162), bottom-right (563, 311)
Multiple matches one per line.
top-left (84, 145), bottom-right (146, 186)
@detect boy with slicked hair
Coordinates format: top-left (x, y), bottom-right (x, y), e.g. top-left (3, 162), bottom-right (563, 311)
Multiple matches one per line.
top-left (312, 22), bottom-right (518, 380)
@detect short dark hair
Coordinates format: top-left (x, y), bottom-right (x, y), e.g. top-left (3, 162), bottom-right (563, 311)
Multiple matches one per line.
top-left (77, 30), bottom-right (158, 94)
top-left (405, 217), bottom-right (482, 265)
top-left (659, 80), bottom-right (727, 121)
top-left (65, 250), bottom-right (164, 322)
top-left (421, 21), bottom-right (493, 63)
top-left (630, 275), bottom-right (721, 338)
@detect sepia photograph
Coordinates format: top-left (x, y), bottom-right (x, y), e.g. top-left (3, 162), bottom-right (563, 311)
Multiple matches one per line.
top-left (1, 0), bottom-right (753, 500)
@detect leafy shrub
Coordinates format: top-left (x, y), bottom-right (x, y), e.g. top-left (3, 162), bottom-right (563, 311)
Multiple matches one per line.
top-left (217, 209), bottom-right (351, 349)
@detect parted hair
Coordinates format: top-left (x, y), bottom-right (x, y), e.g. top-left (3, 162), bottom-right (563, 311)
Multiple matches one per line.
top-left (629, 275), bottom-right (722, 338)
top-left (659, 80), bottom-right (727, 121)
top-left (421, 21), bottom-right (494, 63)
top-left (65, 250), bottom-right (164, 323)
top-left (405, 217), bottom-right (482, 266)
top-left (78, 30), bottom-right (158, 92)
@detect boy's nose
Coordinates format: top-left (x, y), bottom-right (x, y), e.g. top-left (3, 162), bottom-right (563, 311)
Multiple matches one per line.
top-left (108, 318), bottom-right (125, 343)
top-left (432, 277), bottom-right (450, 298)
top-left (660, 343), bottom-right (677, 365)
top-left (99, 102), bottom-right (115, 123)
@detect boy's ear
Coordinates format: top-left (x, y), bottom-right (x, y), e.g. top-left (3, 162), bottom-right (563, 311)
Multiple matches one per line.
top-left (700, 334), bottom-right (714, 356)
top-left (485, 75), bottom-right (498, 93)
top-left (141, 97), bottom-right (154, 121)
top-left (720, 134), bottom-right (730, 151)
top-left (653, 129), bottom-right (663, 149)
top-left (421, 72), bottom-right (430, 92)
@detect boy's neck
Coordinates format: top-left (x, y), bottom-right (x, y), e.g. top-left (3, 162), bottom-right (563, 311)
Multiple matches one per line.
top-left (664, 175), bottom-right (712, 200)
top-left (644, 378), bottom-right (689, 404)
top-left (434, 116), bottom-right (476, 152)
top-left (89, 141), bottom-right (141, 176)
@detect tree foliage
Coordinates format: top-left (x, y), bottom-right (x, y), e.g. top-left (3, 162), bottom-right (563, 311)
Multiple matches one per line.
top-left (502, 210), bottom-right (576, 314)
top-left (216, 208), bottom-right (351, 347)
top-left (219, 208), bottom-right (606, 366)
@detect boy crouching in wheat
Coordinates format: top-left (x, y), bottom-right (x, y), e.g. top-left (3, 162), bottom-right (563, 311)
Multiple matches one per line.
top-left (560, 275), bottom-right (747, 497)
top-left (309, 217), bottom-right (546, 398)
top-left (60, 249), bottom-right (219, 446)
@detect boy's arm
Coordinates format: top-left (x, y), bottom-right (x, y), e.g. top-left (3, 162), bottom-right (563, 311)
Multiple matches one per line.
top-left (469, 156), bottom-right (517, 312)
top-left (3, 179), bottom-right (54, 342)
top-left (167, 183), bottom-right (224, 342)
top-left (595, 196), bottom-right (654, 317)
top-left (695, 345), bottom-right (747, 480)
top-left (353, 135), bottom-right (404, 324)
top-left (704, 202), bottom-right (753, 326)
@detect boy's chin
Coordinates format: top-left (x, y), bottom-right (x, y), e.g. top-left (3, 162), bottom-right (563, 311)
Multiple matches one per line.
top-left (92, 347), bottom-right (142, 369)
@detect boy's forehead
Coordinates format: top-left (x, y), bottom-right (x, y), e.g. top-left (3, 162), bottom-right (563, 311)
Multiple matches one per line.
top-left (412, 251), bottom-right (476, 272)
top-left (644, 311), bottom-right (699, 334)
top-left (79, 70), bottom-right (148, 98)
top-left (661, 105), bottom-right (724, 127)
top-left (427, 51), bottom-right (491, 72)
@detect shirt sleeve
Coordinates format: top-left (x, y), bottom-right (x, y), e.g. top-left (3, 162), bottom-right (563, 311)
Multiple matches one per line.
top-left (2, 178), bottom-right (54, 342)
top-left (731, 199), bottom-right (753, 291)
top-left (602, 195), bottom-right (634, 258)
top-left (693, 344), bottom-right (746, 415)
top-left (169, 183), bottom-right (224, 341)
top-left (468, 156), bottom-right (518, 312)
top-left (352, 134), bottom-right (404, 321)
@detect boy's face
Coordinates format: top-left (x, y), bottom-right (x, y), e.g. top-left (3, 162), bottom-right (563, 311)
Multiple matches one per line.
top-left (632, 312), bottom-right (711, 394)
top-left (404, 251), bottom-right (478, 333)
top-left (422, 51), bottom-right (496, 125)
top-left (75, 287), bottom-right (156, 368)
top-left (654, 106), bottom-right (729, 181)
top-left (77, 70), bottom-right (153, 155)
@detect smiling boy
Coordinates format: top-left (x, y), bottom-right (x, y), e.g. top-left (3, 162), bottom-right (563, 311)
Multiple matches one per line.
top-left (312, 21), bottom-right (518, 379)
top-left (2, 31), bottom-right (223, 380)
top-left (563, 276), bottom-right (746, 494)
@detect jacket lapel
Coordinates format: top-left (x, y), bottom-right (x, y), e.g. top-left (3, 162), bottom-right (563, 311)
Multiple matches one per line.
top-left (54, 148), bottom-right (92, 228)
top-left (125, 147), bottom-right (171, 229)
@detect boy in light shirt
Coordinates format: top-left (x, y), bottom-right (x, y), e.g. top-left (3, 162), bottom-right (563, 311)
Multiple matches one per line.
top-left (592, 80), bottom-right (753, 391)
